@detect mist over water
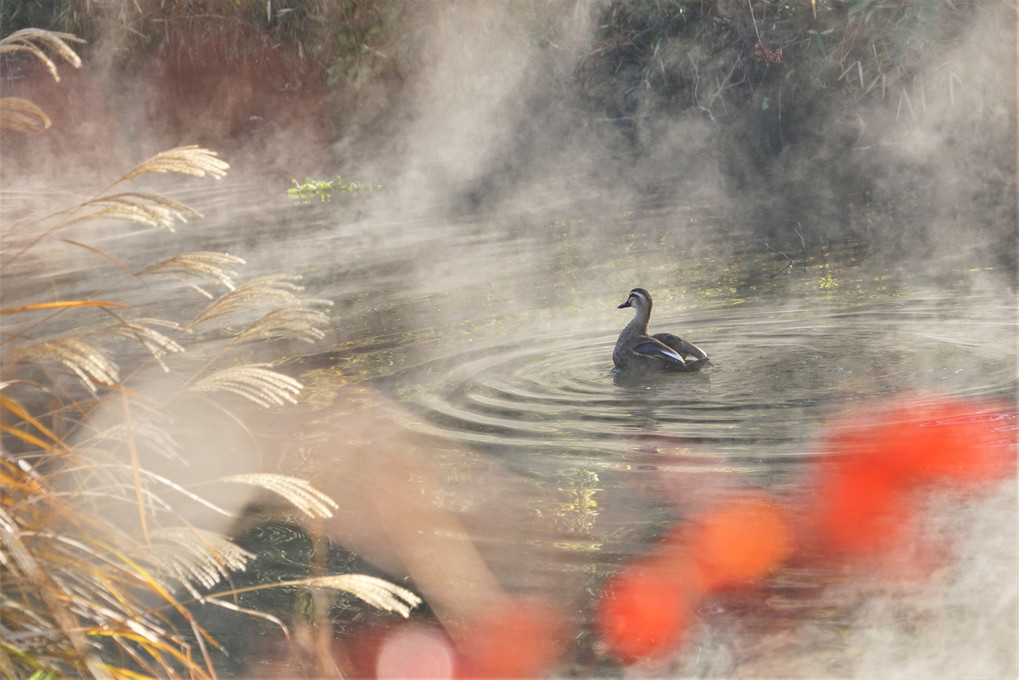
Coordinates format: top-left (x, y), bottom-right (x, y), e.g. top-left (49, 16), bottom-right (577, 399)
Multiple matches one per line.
top-left (2, 1), bottom-right (1016, 678)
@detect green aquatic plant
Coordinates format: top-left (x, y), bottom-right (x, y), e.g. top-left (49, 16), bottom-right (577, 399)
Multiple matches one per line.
top-left (288, 175), bottom-right (379, 203)
top-left (0, 32), bottom-right (418, 680)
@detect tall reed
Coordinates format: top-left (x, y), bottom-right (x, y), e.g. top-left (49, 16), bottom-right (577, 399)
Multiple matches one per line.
top-left (0, 30), bottom-right (418, 680)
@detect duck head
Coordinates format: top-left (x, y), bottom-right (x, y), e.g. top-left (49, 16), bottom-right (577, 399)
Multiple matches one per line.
top-left (617, 288), bottom-right (653, 310)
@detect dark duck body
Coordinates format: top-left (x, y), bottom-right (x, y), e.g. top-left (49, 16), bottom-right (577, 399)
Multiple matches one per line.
top-left (613, 288), bottom-right (709, 372)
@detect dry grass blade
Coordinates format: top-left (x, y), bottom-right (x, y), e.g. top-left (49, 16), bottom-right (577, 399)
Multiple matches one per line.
top-left (150, 527), bottom-right (254, 591)
top-left (1, 420), bottom-right (69, 461)
top-left (0, 507), bottom-right (40, 576)
top-left (220, 473), bottom-right (338, 519)
top-left (235, 300), bottom-right (333, 344)
top-left (118, 146), bottom-right (229, 183)
top-left (0, 393), bottom-right (74, 460)
top-left (193, 274), bottom-right (313, 324)
top-left (0, 97), bottom-right (52, 132)
top-left (190, 364), bottom-right (303, 408)
top-left (0, 506), bottom-right (106, 679)
top-left (296, 574), bottom-right (422, 618)
top-left (62, 238), bottom-right (136, 275)
top-left (0, 28), bottom-right (84, 82)
top-left (12, 337), bottom-right (118, 394)
top-left (0, 300), bottom-right (129, 315)
top-left (91, 547), bottom-right (221, 676)
top-left (138, 251), bottom-right (246, 299)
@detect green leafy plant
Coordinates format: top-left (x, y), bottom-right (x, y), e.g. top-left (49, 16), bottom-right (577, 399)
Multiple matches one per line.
top-left (288, 175), bottom-right (379, 203)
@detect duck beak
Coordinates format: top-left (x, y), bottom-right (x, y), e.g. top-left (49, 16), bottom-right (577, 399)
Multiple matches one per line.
top-left (617, 299), bottom-right (632, 309)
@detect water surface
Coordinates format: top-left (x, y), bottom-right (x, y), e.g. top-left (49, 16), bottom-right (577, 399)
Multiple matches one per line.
top-left (8, 178), bottom-right (1016, 677)
top-left (223, 184), bottom-right (1016, 676)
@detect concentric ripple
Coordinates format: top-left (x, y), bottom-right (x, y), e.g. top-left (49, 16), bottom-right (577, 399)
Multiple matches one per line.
top-left (388, 295), bottom-right (1017, 465)
top-left (400, 333), bottom-right (627, 450)
top-left (396, 319), bottom-right (810, 458)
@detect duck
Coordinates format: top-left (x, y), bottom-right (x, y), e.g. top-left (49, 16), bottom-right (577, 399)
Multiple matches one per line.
top-left (613, 288), bottom-right (709, 372)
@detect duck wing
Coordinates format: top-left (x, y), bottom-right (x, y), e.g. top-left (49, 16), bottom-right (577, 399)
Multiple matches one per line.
top-left (632, 338), bottom-right (689, 368)
top-left (653, 332), bottom-right (709, 361)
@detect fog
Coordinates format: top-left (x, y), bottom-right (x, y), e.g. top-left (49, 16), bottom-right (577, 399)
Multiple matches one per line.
top-left (316, 1), bottom-right (1016, 270)
top-left (2, 1), bottom-right (1016, 678)
top-left (4, 2), bottom-right (1015, 270)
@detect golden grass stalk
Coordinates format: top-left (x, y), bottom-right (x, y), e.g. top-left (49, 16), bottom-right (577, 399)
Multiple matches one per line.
top-left (117, 146), bottom-right (229, 183)
top-left (304, 574), bottom-right (423, 618)
top-left (138, 251), bottom-right (246, 299)
top-left (204, 573), bottom-right (422, 621)
top-left (150, 527), bottom-right (255, 592)
top-left (0, 97), bottom-right (52, 132)
top-left (101, 317), bottom-right (184, 372)
top-left (11, 336), bottom-right (119, 395)
top-left (189, 364), bottom-right (303, 408)
top-left (0, 28), bottom-right (83, 82)
top-left (0, 300), bottom-right (130, 315)
top-left (0, 393), bottom-right (74, 460)
top-left (71, 193), bottom-right (204, 232)
top-left (234, 301), bottom-right (333, 344)
top-left (220, 474), bottom-right (339, 519)
top-left (193, 273), bottom-right (317, 324)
